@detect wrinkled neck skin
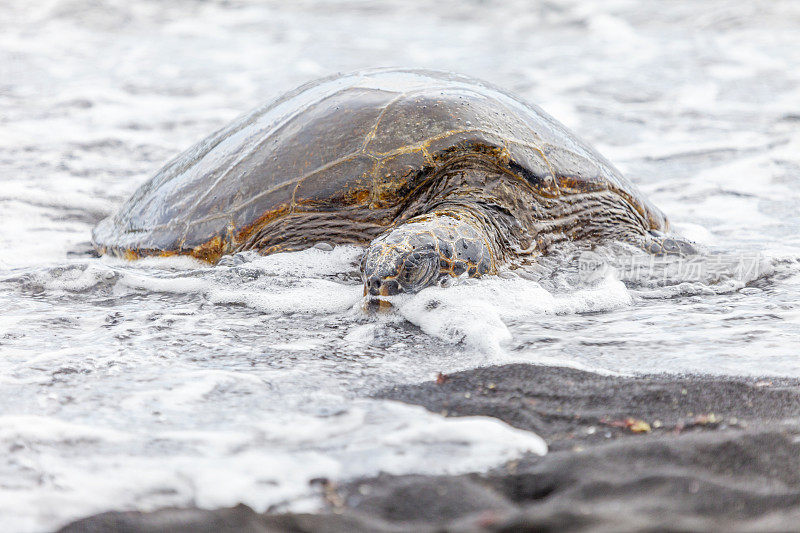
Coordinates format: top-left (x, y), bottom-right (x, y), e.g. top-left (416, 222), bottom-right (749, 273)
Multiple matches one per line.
top-left (398, 156), bottom-right (651, 262)
top-left (361, 159), bottom-right (542, 298)
top-left (361, 156), bottom-right (651, 298)
top-left (394, 158), bottom-right (542, 263)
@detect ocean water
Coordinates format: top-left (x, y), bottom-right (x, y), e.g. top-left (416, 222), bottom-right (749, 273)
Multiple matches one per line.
top-left (1, 0), bottom-right (799, 530)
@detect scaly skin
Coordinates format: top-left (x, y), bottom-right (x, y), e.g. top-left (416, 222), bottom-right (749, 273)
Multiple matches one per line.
top-left (362, 209), bottom-right (497, 296)
top-left (360, 161), bottom-right (697, 298)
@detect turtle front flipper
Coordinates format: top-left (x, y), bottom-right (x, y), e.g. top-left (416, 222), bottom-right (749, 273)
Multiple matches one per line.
top-left (362, 210), bottom-right (498, 297)
top-left (629, 230), bottom-right (698, 256)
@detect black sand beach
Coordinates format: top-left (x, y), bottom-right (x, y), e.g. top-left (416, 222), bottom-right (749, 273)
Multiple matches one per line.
top-left (61, 363), bottom-right (800, 532)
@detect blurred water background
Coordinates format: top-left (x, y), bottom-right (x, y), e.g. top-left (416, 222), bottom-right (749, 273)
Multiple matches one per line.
top-left (1, 0), bottom-right (799, 530)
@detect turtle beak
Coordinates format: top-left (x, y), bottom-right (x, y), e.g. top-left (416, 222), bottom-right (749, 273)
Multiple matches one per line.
top-left (365, 275), bottom-right (401, 297)
top-left (361, 294), bottom-right (395, 313)
top-left (361, 281), bottom-right (397, 298)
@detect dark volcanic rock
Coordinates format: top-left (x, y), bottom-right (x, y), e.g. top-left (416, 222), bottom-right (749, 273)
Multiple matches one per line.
top-left (378, 364), bottom-right (800, 451)
top-left (58, 504), bottom-right (406, 533)
top-left (59, 364), bottom-right (800, 533)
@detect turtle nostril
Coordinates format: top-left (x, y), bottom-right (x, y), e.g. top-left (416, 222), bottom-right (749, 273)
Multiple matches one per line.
top-left (367, 276), bottom-right (382, 296)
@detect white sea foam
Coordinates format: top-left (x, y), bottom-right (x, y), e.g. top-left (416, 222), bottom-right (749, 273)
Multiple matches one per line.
top-left (397, 273), bottom-right (632, 354)
top-left (243, 245), bottom-right (363, 277)
top-left (118, 270), bottom-right (209, 294)
top-left (27, 263), bottom-right (118, 293)
top-left (101, 250), bottom-right (364, 315)
top-left (2, 0), bottom-right (800, 531)
top-left (0, 399), bottom-right (546, 532)
top-left (208, 279), bottom-right (362, 315)
top-left (104, 254), bottom-right (209, 270)
top-left (0, 416), bottom-right (130, 444)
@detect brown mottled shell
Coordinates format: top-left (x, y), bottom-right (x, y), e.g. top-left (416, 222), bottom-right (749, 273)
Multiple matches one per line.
top-left (93, 68), bottom-right (666, 261)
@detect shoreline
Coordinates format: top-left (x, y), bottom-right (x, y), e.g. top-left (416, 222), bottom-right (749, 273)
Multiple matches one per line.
top-left (60, 363), bottom-right (800, 532)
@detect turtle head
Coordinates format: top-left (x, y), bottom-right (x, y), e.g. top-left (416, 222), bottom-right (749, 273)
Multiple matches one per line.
top-left (361, 213), bottom-right (496, 299)
top-left (362, 230), bottom-right (442, 297)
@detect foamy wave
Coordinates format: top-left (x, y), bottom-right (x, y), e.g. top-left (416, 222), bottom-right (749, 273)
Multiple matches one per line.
top-left (244, 245), bottom-right (363, 278)
top-left (0, 416), bottom-right (129, 444)
top-left (0, 401), bottom-right (546, 532)
top-left (397, 273), bottom-right (632, 354)
top-left (103, 255), bottom-right (209, 270)
top-left (107, 248), bottom-right (365, 314)
top-left (208, 279), bottom-right (362, 315)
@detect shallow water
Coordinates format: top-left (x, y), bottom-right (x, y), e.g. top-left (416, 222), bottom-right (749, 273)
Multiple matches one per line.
top-left (1, 0), bottom-right (800, 530)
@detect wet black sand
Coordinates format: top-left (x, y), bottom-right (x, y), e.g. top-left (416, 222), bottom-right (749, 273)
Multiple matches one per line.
top-left (60, 364), bottom-right (800, 532)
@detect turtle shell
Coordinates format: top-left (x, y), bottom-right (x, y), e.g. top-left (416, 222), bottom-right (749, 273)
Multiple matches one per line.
top-left (93, 68), bottom-right (666, 261)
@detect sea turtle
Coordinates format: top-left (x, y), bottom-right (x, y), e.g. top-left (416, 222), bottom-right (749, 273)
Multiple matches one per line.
top-left (93, 68), bottom-right (694, 297)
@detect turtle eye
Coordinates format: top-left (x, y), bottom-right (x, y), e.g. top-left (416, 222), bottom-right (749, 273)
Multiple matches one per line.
top-left (398, 251), bottom-right (439, 289)
top-left (399, 262), bottom-right (428, 287)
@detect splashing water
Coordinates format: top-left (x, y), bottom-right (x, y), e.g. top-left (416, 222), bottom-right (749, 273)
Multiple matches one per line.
top-left (1, 0), bottom-right (800, 530)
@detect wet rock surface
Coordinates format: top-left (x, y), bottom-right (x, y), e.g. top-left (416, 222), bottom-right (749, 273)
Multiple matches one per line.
top-left (61, 364), bottom-right (800, 532)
